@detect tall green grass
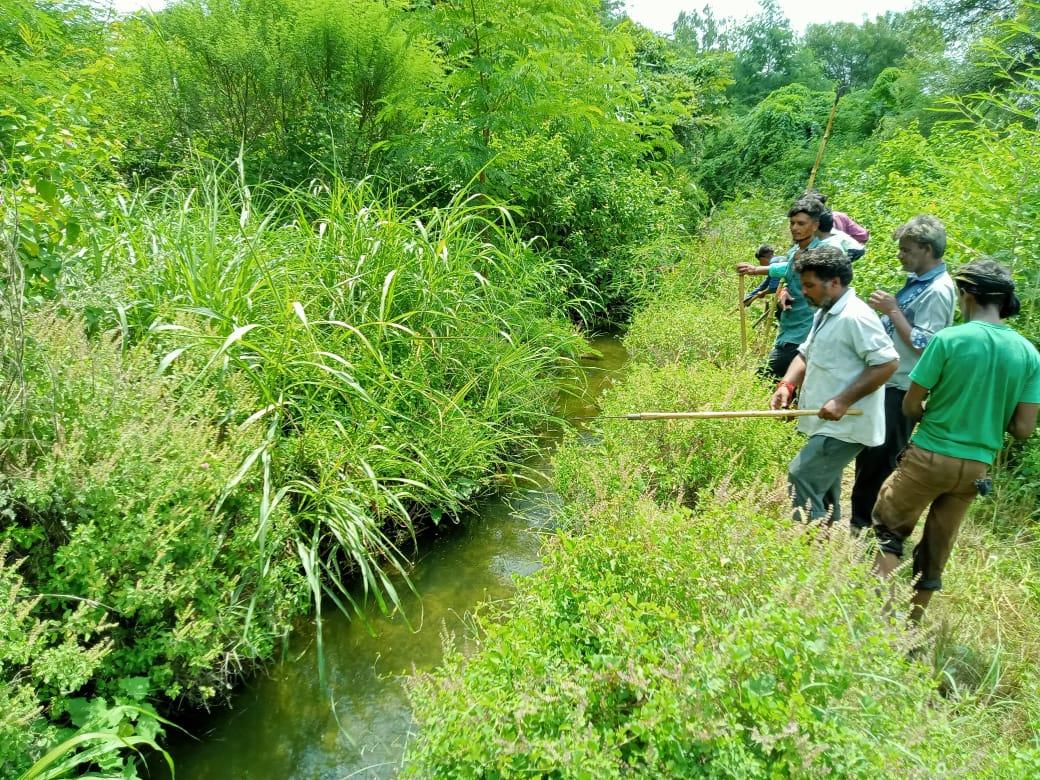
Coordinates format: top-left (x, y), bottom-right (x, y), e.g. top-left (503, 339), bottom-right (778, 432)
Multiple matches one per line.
top-left (77, 164), bottom-right (585, 620)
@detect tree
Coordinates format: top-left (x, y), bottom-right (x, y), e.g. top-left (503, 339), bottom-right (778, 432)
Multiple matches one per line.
top-left (109, 0), bottom-right (438, 181)
top-left (804, 15), bottom-right (916, 91)
top-left (727, 0), bottom-right (824, 107)
top-left (672, 5), bottom-right (730, 52)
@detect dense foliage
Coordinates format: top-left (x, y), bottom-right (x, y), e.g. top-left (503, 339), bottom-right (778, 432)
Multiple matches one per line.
top-left (3, 0), bottom-right (1040, 775)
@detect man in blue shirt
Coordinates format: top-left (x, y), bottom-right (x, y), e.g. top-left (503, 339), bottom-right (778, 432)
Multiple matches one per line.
top-left (850, 216), bottom-right (956, 533)
top-left (737, 198), bottom-right (824, 379)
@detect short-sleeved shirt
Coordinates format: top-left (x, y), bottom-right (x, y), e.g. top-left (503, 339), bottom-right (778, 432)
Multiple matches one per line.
top-left (796, 288), bottom-right (900, 447)
top-left (909, 321), bottom-right (1040, 464)
top-left (768, 238), bottom-right (820, 347)
top-left (881, 264), bottom-right (956, 391)
top-left (747, 257), bottom-right (785, 298)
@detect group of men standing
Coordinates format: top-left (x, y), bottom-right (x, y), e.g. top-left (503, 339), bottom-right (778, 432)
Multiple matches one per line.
top-left (736, 194), bottom-right (1040, 622)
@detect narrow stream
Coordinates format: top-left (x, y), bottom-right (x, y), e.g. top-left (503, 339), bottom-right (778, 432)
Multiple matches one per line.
top-left (165, 334), bottom-right (628, 779)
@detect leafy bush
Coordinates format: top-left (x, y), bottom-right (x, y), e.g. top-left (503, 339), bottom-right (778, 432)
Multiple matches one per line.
top-left (486, 133), bottom-right (695, 321)
top-left (76, 171), bottom-right (583, 614)
top-left (112, 0), bottom-right (438, 182)
top-left (554, 362), bottom-right (796, 508)
top-left (697, 84), bottom-right (835, 202)
top-left (0, 539), bottom-right (113, 776)
top-left (552, 193), bottom-right (796, 508)
top-left (0, 535), bottom-right (172, 778)
top-left (407, 497), bottom-right (999, 777)
top-left (0, 312), bottom-right (308, 708)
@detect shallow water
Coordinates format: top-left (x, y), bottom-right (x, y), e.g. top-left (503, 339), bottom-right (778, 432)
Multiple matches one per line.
top-left (164, 334), bottom-right (627, 779)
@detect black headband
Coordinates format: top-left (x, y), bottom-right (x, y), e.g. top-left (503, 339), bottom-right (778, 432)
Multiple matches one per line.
top-left (954, 268), bottom-right (1016, 296)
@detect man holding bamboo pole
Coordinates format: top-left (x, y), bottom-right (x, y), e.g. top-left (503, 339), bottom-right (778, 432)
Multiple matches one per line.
top-left (770, 246), bottom-right (898, 524)
top-left (737, 198), bottom-right (824, 379)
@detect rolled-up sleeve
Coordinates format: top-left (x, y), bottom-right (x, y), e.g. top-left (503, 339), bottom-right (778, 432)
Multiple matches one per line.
top-left (854, 316), bottom-right (899, 366)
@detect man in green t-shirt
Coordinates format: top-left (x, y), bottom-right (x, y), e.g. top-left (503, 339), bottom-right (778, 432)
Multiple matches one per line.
top-left (873, 259), bottom-right (1040, 622)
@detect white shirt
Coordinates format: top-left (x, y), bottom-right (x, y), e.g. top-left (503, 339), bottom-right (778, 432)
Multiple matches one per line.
top-left (796, 288), bottom-right (899, 447)
top-left (819, 230), bottom-right (864, 255)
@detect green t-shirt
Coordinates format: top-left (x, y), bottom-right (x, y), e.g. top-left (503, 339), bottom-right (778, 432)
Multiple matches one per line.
top-left (910, 321), bottom-right (1040, 464)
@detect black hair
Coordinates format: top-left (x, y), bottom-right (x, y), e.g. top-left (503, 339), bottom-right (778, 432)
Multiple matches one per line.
top-left (955, 258), bottom-right (1021, 318)
top-left (818, 210), bottom-right (834, 232)
top-left (787, 197), bottom-right (824, 221)
top-left (755, 244), bottom-right (775, 259)
top-left (803, 188), bottom-right (828, 205)
top-left (794, 245), bottom-right (853, 286)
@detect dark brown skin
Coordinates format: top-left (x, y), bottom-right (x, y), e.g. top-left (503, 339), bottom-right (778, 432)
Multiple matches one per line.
top-left (736, 212), bottom-right (820, 309)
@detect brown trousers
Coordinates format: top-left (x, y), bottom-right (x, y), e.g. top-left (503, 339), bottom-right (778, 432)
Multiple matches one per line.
top-left (872, 443), bottom-right (987, 590)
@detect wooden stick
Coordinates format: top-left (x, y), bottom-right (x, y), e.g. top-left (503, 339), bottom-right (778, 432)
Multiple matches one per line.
top-left (806, 91), bottom-right (841, 192)
top-left (623, 408), bottom-right (863, 421)
top-left (738, 273), bottom-right (748, 353)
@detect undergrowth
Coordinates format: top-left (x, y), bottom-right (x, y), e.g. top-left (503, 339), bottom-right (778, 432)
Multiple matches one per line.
top-left (406, 197), bottom-right (1040, 777)
top-left (0, 170), bottom-right (583, 775)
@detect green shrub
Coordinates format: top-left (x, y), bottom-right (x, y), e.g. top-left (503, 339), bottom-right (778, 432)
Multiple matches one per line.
top-left (0, 539), bottom-right (112, 776)
top-left (0, 312), bottom-right (308, 705)
top-left (406, 497), bottom-right (998, 777)
top-left (697, 85), bottom-right (835, 203)
top-left (553, 361), bottom-right (797, 509)
top-left (67, 170), bottom-right (585, 618)
top-left (624, 302), bottom-right (745, 368)
top-left (481, 131), bottom-right (697, 322)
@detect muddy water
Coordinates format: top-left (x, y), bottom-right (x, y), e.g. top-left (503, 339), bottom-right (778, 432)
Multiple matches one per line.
top-left (166, 334), bottom-right (627, 779)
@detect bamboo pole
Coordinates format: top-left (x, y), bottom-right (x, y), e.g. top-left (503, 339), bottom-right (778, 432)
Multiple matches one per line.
top-left (752, 304), bottom-right (769, 329)
top-left (806, 90), bottom-right (841, 192)
top-left (621, 408), bottom-right (863, 421)
top-left (738, 273), bottom-right (748, 353)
